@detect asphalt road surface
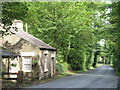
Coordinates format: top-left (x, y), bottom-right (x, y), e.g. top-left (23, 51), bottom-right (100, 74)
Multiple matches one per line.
top-left (28, 65), bottom-right (118, 88)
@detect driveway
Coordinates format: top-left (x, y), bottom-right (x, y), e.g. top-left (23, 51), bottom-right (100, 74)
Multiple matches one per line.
top-left (28, 65), bottom-right (118, 88)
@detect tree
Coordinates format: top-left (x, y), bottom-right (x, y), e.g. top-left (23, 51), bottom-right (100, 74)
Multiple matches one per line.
top-left (2, 2), bottom-right (110, 71)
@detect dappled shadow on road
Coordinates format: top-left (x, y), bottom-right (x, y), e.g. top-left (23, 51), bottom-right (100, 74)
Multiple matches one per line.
top-left (74, 73), bottom-right (118, 78)
top-left (73, 65), bottom-right (118, 78)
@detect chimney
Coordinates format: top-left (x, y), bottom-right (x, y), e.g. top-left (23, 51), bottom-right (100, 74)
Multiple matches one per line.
top-left (12, 20), bottom-right (23, 32)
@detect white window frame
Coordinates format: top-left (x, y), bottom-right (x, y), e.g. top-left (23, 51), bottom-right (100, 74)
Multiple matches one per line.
top-left (22, 56), bottom-right (32, 72)
top-left (20, 52), bottom-right (35, 56)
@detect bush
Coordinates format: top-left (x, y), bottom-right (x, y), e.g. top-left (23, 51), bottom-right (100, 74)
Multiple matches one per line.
top-left (56, 62), bottom-right (70, 73)
top-left (68, 48), bottom-right (87, 71)
top-left (113, 55), bottom-right (120, 76)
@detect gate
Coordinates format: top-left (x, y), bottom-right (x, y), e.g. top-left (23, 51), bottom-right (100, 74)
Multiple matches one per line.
top-left (2, 71), bottom-right (23, 83)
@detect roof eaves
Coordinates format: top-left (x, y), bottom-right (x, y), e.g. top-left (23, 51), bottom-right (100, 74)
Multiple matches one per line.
top-left (10, 28), bottom-right (57, 51)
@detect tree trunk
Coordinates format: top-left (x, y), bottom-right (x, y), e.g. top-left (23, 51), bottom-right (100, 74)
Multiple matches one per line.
top-left (92, 51), bottom-right (98, 68)
top-left (65, 41), bottom-right (71, 62)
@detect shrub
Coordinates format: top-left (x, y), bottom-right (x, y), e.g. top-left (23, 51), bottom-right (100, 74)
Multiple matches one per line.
top-left (68, 48), bottom-right (87, 71)
top-left (56, 62), bottom-right (70, 73)
top-left (113, 55), bottom-right (120, 76)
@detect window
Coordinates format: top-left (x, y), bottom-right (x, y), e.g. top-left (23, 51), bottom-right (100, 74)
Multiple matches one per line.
top-left (22, 56), bottom-right (32, 72)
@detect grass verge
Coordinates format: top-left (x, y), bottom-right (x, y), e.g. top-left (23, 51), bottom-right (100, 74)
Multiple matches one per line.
top-left (2, 67), bottom-right (96, 88)
top-left (2, 69), bottom-right (89, 88)
top-left (2, 73), bottom-right (72, 88)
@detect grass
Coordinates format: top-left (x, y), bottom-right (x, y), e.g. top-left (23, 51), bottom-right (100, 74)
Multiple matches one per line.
top-left (89, 66), bottom-right (94, 69)
top-left (116, 72), bottom-right (120, 76)
top-left (72, 70), bottom-right (86, 73)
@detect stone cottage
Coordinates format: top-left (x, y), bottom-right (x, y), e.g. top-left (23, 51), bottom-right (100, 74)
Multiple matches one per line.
top-left (1, 20), bottom-right (57, 80)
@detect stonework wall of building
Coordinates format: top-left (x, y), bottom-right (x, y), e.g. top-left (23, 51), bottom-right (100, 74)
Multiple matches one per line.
top-left (39, 50), bottom-right (56, 77)
top-left (2, 58), bottom-right (8, 72)
top-left (2, 34), bottom-right (20, 46)
top-left (1, 33), bottom-right (40, 54)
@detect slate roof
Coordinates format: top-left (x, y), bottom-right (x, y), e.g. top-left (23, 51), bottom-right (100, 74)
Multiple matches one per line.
top-left (0, 47), bottom-right (20, 58)
top-left (10, 28), bottom-right (56, 51)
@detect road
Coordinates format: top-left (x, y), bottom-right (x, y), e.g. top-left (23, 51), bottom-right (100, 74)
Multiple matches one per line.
top-left (28, 65), bottom-right (118, 88)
